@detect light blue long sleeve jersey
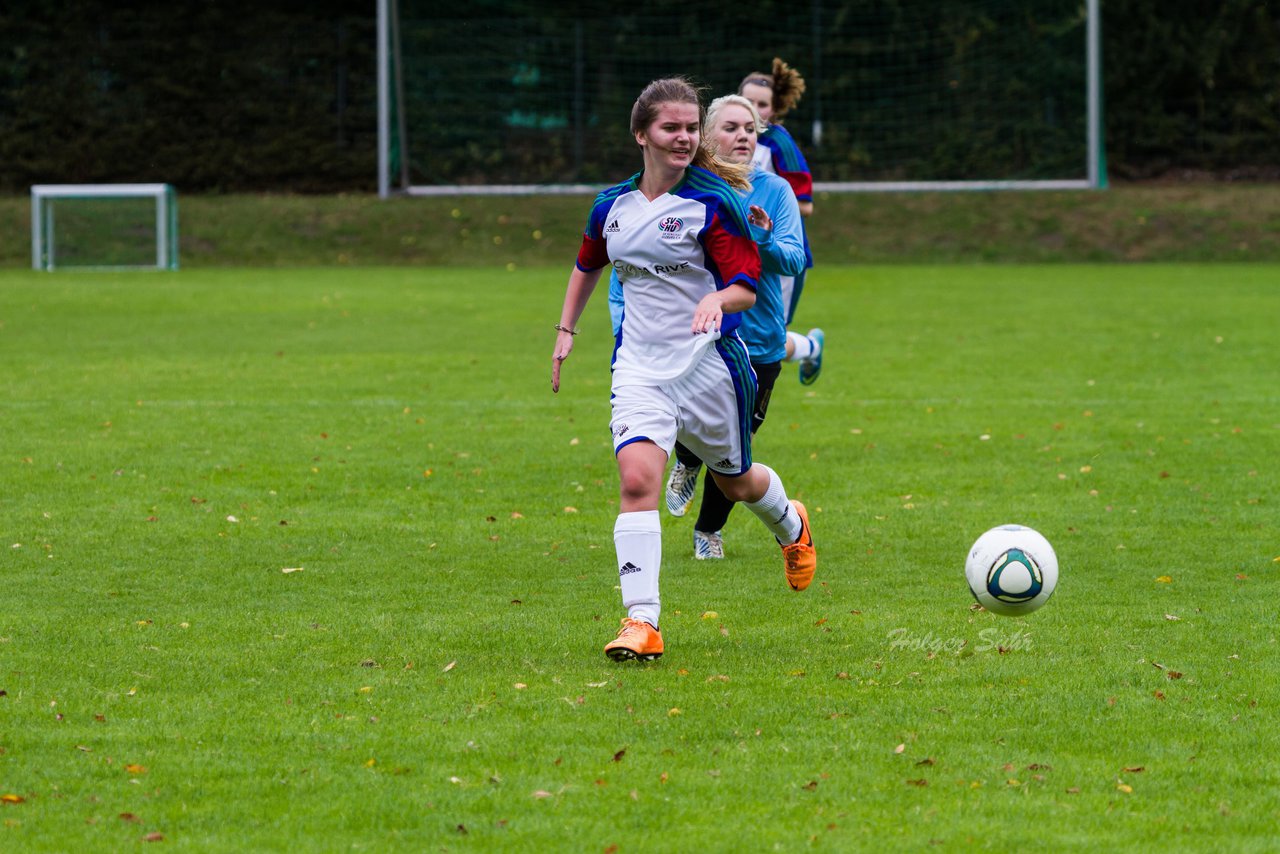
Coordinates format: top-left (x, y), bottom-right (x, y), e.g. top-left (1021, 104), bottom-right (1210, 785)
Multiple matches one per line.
top-left (608, 167), bottom-right (806, 364)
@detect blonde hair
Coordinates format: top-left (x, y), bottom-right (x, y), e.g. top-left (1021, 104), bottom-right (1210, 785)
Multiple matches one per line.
top-left (738, 57), bottom-right (807, 121)
top-left (630, 77), bottom-right (752, 191)
top-left (705, 94), bottom-right (767, 139)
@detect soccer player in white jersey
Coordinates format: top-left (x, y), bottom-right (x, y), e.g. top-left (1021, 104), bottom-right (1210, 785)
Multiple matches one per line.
top-left (551, 78), bottom-right (818, 662)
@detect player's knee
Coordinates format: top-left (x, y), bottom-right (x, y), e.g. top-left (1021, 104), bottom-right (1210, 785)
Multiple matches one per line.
top-left (711, 472), bottom-right (752, 503)
top-left (618, 466), bottom-right (658, 503)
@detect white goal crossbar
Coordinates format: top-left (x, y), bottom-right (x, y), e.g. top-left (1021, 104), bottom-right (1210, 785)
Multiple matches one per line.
top-left (31, 183), bottom-right (179, 271)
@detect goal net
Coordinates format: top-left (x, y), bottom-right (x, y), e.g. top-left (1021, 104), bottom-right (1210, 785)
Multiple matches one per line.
top-left (378, 0), bottom-right (1104, 196)
top-left (31, 184), bottom-right (179, 271)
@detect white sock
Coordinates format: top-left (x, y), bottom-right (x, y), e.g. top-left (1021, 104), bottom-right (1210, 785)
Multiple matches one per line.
top-left (786, 331), bottom-right (815, 362)
top-left (614, 511), bottom-right (661, 628)
top-left (742, 464), bottom-right (803, 545)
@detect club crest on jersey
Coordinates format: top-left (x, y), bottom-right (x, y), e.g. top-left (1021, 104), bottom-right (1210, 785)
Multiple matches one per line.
top-left (657, 216), bottom-right (684, 239)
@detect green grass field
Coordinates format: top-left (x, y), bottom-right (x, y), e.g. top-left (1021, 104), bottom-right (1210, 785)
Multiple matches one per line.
top-left (4, 184), bottom-right (1280, 268)
top-left (2, 264), bottom-right (1278, 850)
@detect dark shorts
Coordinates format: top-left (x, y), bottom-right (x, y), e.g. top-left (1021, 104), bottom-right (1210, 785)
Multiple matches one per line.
top-left (750, 359), bottom-right (782, 435)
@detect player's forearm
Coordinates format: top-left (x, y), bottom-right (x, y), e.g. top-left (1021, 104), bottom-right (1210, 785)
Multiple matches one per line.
top-left (559, 266), bottom-right (603, 329)
top-left (717, 282), bottom-right (757, 313)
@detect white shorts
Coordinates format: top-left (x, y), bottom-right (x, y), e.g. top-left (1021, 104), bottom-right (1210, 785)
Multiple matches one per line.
top-left (610, 336), bottom-right (757, 476)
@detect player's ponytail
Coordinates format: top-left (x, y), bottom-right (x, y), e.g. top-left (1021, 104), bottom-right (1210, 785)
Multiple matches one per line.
top-left (691, 146), bottom-right (752, 192)
top-left (769, 57), bottom-right (806, 121)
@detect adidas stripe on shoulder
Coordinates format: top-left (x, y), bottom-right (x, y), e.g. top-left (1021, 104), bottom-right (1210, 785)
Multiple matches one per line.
top-left (682, 167), bottom-right (753, 237)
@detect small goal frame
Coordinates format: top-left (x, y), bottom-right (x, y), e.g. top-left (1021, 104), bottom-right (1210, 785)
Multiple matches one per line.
top-left (31, 183), bottom-right (179, 271)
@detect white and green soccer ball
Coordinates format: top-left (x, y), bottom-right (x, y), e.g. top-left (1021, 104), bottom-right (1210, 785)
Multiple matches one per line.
top-left (965, 524), bottom-right (1058, 616)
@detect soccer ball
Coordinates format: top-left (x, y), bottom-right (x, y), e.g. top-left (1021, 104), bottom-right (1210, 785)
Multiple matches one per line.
top-left (965, 524), bottom-right (1058, 616)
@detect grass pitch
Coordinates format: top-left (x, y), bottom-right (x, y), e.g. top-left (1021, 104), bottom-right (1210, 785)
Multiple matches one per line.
top-left (1, 264), bottom-right (1278, 850)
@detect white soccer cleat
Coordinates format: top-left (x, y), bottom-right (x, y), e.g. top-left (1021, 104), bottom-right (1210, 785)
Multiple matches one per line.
top-left (665, 461), bottom-right (701, 517)
top-left (693, 529), bottom-right (724, 560)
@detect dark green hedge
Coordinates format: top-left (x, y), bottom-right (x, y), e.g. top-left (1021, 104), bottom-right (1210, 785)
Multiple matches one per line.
top-left (0, 1), bottom-right (1275, 192)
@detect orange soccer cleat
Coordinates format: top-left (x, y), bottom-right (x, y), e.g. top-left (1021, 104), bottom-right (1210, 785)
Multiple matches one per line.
top-left (604, 617), bottom-right (664, 662)
top-left (781, 500), bottom-right (816, 591)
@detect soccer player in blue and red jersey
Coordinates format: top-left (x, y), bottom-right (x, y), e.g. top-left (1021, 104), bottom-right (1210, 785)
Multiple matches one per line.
top-left (551, 78), bottom-right (818, 662)
top-left (740, 58), bottom-right (825, 385)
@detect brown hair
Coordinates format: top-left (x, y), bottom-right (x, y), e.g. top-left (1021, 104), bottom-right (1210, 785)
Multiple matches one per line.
top-left (630, 77), bottom-right (752, 191)
top-left (738, 57), bottom-right (807, 121)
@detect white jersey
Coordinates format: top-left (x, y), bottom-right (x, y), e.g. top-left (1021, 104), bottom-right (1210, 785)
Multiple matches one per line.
top-left (576, 167), bottom-right (761, 385)
top-left (751, 142), bottom-right (774, 174)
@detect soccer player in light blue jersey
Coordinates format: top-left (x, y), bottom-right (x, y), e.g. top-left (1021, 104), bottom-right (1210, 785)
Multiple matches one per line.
top-left (552, 78), bottom-right (818, 662)
top-left (639, 94), bottom-right (809, 560)
top-left (740, 58), bottom-right (824, 385)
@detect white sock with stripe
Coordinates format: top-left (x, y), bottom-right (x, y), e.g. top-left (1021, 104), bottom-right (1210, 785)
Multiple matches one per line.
top-left (742, 464), bottom-right (802, 545)
top-left (614, 510), bottom-right (661, 628)
top-left (786, 330), bottom-right (816, 362)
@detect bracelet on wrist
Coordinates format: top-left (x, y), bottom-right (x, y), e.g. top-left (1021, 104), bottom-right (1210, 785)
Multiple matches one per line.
top-left (554, 323), bottom-right (578, 336)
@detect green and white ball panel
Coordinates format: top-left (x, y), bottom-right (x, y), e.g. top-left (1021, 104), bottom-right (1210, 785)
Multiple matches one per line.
top-left (965, 524), bottom-right (1058, 616)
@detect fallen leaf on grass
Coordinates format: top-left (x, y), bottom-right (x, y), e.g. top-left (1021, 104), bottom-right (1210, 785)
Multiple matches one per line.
top-left (119, 812), bottom-right (141, 822)
top-left (1, 795), bottom-right (24, 804)
top-left (612, 748), bottom-right (626, 762)
top-left (1123, 766), bottom-right (1145, 773)
top-left (281, 567), bottom-right (304, 574)
top-left (1155, 575), bottom-right (1172, 583)
top-left (894, 744), bottom-right (906, 754)
top-left (1164, 614), bottom-right (1180, 621)
top-left (906, 779), bottom-right (928, 787)
top-left (532, 790), bottom-right (554, 799)
top-left (916, 758), bottom-right (936, 767)
top-left (124, 764), bottom-right (147, 775)
top-left (1116, 783), bottom-right (1133, 794)
top-left (443, 660), bottom-right (456, 672)
top-left (142, 832), bottom-right (165, 842)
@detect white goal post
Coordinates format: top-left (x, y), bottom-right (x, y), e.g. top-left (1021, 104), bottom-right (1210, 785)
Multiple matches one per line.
top-left (31, 183), bottom-right (179, 271)
top-left (377, 0), bottom-right (1105, 197)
